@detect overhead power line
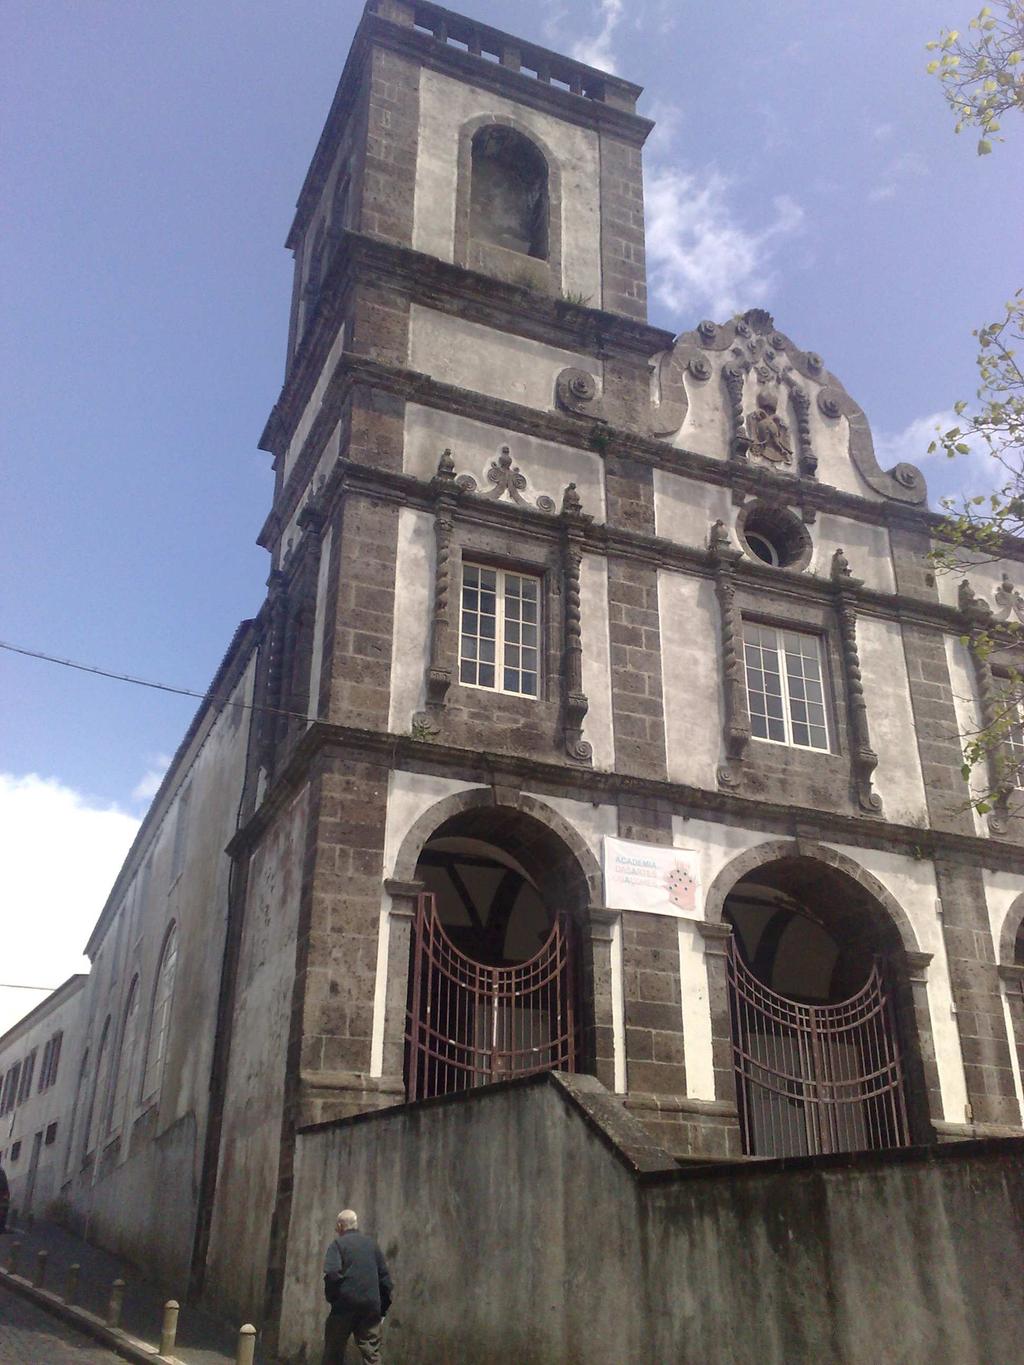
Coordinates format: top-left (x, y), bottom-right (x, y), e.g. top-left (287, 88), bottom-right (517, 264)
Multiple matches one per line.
top-left (0, 983), bottom-right (59, 992)
top-left (0, 638), bottom-right (307, 725)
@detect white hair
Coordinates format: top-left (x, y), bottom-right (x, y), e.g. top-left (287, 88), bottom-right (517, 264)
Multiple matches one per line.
top-left (337, 1209), bottom-right (358, 1230)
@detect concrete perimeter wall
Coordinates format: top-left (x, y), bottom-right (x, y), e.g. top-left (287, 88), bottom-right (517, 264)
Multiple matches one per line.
top-left (278, 1072), bottom-right (1024, 1364)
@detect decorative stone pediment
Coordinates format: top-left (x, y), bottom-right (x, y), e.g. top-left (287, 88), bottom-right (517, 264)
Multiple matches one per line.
top-left (647, 308), bottom-right (928, 506)
top-left (451, 445), bottom-right (557, 513)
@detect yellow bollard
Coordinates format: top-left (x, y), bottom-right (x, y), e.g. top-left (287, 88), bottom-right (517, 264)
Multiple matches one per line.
top-left (64, 1262), bottom-right (80, 1304)
top-left (236, 1322), bottom-right (257, 1365)
top-left (106, 1278), bottom-right (125, 1328)
top-left (32, 1249), bottom-right (47, 1289)
top-left (161, 1299), bottom-right (180, 1355)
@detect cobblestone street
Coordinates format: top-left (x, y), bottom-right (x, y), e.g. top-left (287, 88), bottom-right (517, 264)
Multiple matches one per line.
top-left (0, 1283), bottom-right (124, 1363)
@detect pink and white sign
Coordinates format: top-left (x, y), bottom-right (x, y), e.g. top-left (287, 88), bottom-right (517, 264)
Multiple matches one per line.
top-left (602, 838), bottom-right (701, 918)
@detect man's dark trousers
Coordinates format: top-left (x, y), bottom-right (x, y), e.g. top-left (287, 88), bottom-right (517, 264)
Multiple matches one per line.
top-left (323, 1310), bottom-right (383, 1364)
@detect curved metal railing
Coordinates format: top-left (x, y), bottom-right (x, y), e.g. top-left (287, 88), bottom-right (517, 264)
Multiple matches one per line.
top-left (405, 892), bottom-right (576, 1102)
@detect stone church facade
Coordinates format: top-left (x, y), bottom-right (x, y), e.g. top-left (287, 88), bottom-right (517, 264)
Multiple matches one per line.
top-left (6, 0), bottom-right (1024, 1355)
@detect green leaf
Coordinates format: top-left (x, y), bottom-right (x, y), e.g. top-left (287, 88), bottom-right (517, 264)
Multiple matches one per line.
top-left (978, 138), bottom-right (994, 153)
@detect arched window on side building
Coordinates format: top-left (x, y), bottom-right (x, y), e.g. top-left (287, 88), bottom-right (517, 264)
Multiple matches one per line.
top-left (142, 925), bottom-right (179, 1104)
top-left (85, 1018), bottom-right (112, 1156)
top-left (108, 976), bottom-right (141, 1137)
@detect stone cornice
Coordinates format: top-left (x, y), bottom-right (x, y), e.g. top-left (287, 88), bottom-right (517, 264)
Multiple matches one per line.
top-left (265, 349), bottom-right (995, 559)
top-left (226, 719), bottom-right (1024, 876)
top-left (261, 231), bottom-right (673, 459)
top-left (264, 443), bottom-right (984, 650)
top-left (287, 6), bottom-right (652, 249)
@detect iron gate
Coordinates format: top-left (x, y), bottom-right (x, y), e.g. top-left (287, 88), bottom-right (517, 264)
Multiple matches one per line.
top-left (405, 892), bottom-right (576, 1101)
top-left (727, 938), bottom-right (910, 1157)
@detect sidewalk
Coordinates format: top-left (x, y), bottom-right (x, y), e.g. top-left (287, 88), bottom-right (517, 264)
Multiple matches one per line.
top-left (0, 1214), bottom-right (269, 1364)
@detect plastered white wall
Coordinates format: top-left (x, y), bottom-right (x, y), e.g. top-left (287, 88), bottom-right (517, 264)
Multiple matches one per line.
top-left (282, 323), bottom-right (345, 486)
top-left (935, 554), bottom-right (1024, 610)
top-left (652, 468), bottom-right (732, 548)
top-left (383, 770), bottom-right (482, 880)
top-left (669, 821), bottom-right (776, 1103)
top-left (982, 869), bottom-right (1024, 964)
top-left (413, 68), bottom-right (602, 302)
top-left (579, 554), bottom-right (615, 771)
top-left (409, 304), bottom-right (594, 414)
top-left (659, 573), bottom-right (722, 788)
top-left (523, 792), bottom-right (618, 870)
top-left (403, 403), bottom-right (606, 520)
top-left (811, 514), bottom-right (896, 595)
top-left (388, 509), bottom-right (434, 733)
top-left (857, 616), bottom-right (928, 826)
top-left (669, 818), bottom-right (774, 910)
top-left (677, 919), bottom-right (715, 1101)
top-left (943, 634), bottom-right (987, 836)
top-left (674, 368), bottom-right (730, 461)
top-left (825, 842), bottom-right (968, 1125)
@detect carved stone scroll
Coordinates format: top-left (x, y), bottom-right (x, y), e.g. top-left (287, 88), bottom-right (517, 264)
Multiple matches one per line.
top-left (560, 483), bottom-right (593, 763)
top-left (831, 549), bottom-right (882, 814)
top-left (710, 520), bottom-right (750, 788)
top-left (555, 367), bottom-right (606, 423)
top-left (958, 578), bottom-right (1013, 831)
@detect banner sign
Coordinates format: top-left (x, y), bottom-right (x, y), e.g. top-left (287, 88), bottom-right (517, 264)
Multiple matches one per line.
top-left (602, 838), bottom-right (701, 919)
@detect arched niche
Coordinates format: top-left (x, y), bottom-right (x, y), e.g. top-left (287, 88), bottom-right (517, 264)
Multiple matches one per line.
top-left (453, 115), bottom-right (563, 294)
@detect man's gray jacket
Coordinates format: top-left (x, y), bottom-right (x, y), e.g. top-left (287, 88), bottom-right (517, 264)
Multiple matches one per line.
top-left (323, 1231), bottom-right (393, 1319)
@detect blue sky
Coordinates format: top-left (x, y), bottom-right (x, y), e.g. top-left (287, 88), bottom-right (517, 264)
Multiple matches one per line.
top-left (1, 0), bottom-right (1020, 1027)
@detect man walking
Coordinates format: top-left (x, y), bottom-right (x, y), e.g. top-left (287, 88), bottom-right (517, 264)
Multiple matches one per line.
top-left (322, 1208), bottom-right (393, 1365)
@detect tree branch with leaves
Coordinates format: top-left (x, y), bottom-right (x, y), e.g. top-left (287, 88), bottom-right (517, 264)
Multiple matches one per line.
top-left (927, 1), bottom-right (1024, 153)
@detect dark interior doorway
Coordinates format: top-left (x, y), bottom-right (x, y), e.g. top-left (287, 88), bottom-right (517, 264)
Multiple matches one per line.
top-left (724, 858), bottom-right (918, 1158)
top-left (406, 811), bottom-right (582, 1101)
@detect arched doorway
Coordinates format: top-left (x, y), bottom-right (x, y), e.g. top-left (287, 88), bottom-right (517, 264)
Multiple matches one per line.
top-left (404, 803), bottom-right (588, 1102)
top-left (723, 856), bottom-right (917, 1158)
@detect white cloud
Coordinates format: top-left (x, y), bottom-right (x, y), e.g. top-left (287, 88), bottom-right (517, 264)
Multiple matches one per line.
top-left (571, 0), bottom-right (624, 73)
top-left (132, 754), bottom-right (171, 804)
top-left (0, 774), bottom-right (139, 1038)
top-left (874, 409), bottom-right (994, 506)
top-left (868, 150), bottom-right (928, 203)
top-left (645, 164), bottom-right (804, 320)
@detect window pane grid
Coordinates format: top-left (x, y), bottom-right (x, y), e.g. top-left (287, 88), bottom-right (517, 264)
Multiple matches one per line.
top-left (1002, 687), bottom-right (1024, 788)
top-left (743, 624), bottom-right (829, 751)
top-left (459, 564), bottom-right (539, 698)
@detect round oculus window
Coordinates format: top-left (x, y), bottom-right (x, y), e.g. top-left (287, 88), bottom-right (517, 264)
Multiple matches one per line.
top-left (737, 503), bottom-right (813, 572)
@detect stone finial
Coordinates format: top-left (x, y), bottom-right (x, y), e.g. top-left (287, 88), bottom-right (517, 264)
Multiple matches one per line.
top-left (709, 519), bottom-right (731, 553)
top-left (994, 571), bottom-right (1024, 624)
top-left (958, 577), bottom-right (992, 622)
top-left (435, 447), bottom-right (457, 485)
top-left (561, 482), bottom-right (584, 519)
top-left (831, 547), bottom-right (853, 583)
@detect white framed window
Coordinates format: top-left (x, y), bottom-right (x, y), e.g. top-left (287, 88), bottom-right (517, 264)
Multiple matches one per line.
top-left (459, 564), bottom-right (540, 697)
top-left (999, 684), bottom-right (1024, 788)
top-left (743, 623), bottom-right (830, 751)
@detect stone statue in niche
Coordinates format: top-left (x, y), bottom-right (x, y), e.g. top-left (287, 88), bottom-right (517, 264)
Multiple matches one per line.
top-left (745, 390), bottom-right (793, 466)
